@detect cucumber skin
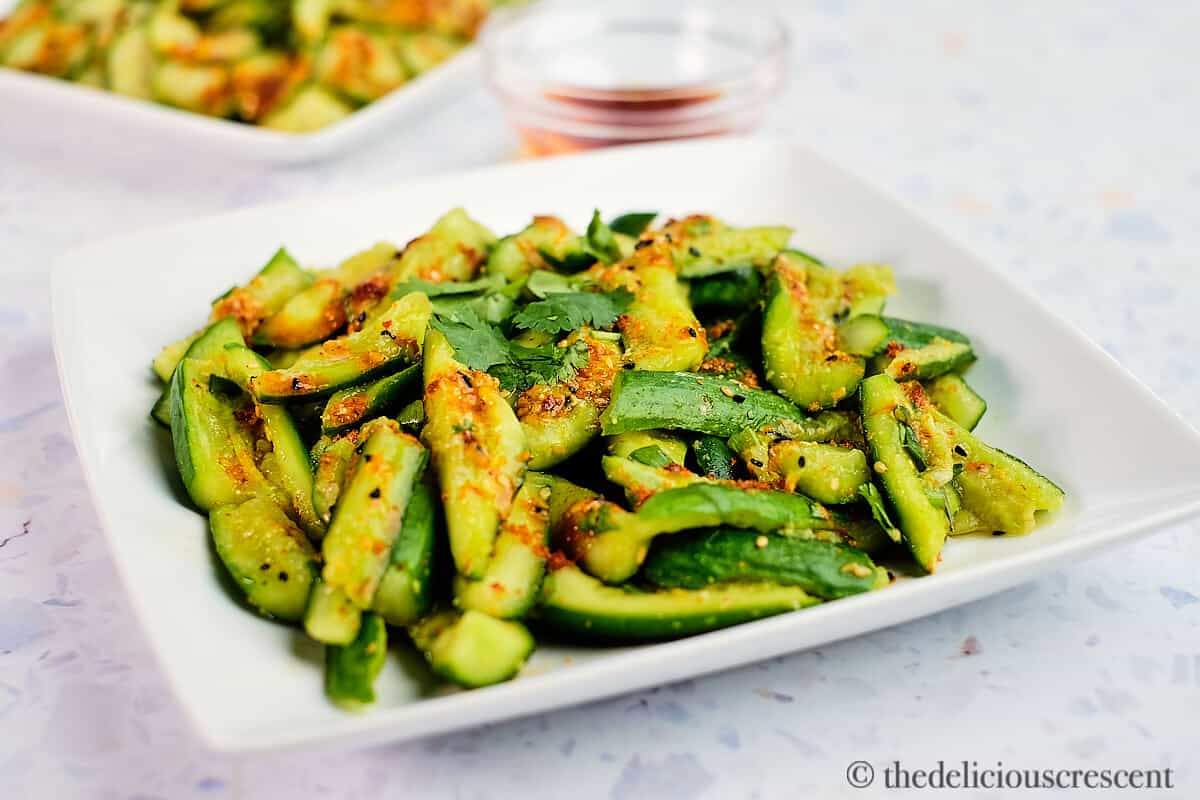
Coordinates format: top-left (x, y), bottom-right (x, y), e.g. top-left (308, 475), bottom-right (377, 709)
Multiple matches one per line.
top-left (688, 269), bottom-right (763, 311)
top-left (372, 482), bottom-right (438, 626)
top-left (642, 529), bottom-right (885, 599)
top-left (325, 612), bottom-right (388, 707)
top-left (691, 436), bottom-right (739, 479)
top-left (537, 565), bottom-right (819, 641)
top-left (601, 371), bottom-right (813, 439)
top-left (860, 375), bottom-right (949, 573)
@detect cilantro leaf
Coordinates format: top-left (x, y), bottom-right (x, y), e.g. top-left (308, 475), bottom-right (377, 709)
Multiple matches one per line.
top-left (584, 209), bottom-right (622, 263)
top-left (609, 211), bottom-right (658, 238)
top-left (512, 290), bottom-right (633, 335)
top-left (494, 340), bottom-right (590, 394)
top-left (428, 307), bottom-right (511, 371)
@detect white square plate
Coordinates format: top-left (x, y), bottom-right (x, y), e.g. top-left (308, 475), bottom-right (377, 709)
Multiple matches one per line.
top-left (0, 47), bottom-right (479, 164)
top-left (51, 137), bottom-right (1200, 752)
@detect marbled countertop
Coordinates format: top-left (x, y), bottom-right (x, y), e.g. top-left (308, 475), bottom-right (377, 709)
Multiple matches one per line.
top-left (1, 2), bottom-right (1197, 798)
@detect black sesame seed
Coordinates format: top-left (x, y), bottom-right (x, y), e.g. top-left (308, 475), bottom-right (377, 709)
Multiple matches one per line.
top-left (750, 458), bottom-right (764, 468)
top-left (363, 454), bottom-right (373, 463)
top-left (291, 377), bottom-right (303, 391)
top-left (278, 571), bottom-right (288, 582)
top-left (462, 374), bottom-right (473, 388)
top-left (259, 562), bottom-right (270, 571)
top-left (357, 311), bottom-right (367, 323)
top-left (954, 444), bottom-right (969, 457)
top-left (688, 246), bottom-right (701, 258)
top-left (623, 362), bottom-right (635, 370)
top-left (732, 395), bottom-right (746, 404)
top-left (369, 487), bottom-right (382, 499)
top-left (687, 327), bottom-right (697, 338)
top-left (634, 239), bottom-right (652, 250)
top-left (798, 456), bottom-right (806, 468)
top-left (992, 531), bottom-right (1004, 536)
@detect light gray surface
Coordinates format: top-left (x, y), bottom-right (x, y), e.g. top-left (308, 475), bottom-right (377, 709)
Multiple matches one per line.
top-left (1, 1), bottom-right (1197, 797)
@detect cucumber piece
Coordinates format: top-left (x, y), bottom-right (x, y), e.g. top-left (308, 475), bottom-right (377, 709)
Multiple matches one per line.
top-left (835, 314), bottom-right (891, 357)
top-left (688, 269), bottom-right (763, 312)
top-left (600, 370), bottom-right (814, 438)
top-left (150, 391), bottom-right (172, 428)
top-left (880, 340), bottom-right (975, 382)
top-left (314, 26), bottom-right (405, 104)
top-left (292, 0), bottom-right (334, 42)
top-left (107, 25), bottom-right (154, 99)
top-left (262, 84), bottom-right (353, 132)
top-left (394, 31), bottom-right (464, 75)
top-left (518, 334), bottom-right (622, 469)
top-left (304, 580), bottom-right (361, 645)
top-left (762, 251), bottom-right (865, 410)
top-left (209, 497), bottom-right (319, 621)
top-left (325, 612), bottom-right (387, 708)
top-left (601, 455), bottom-right (700, 507)
top-left (152, 61), bottom-right (233, 117)
top-left (409, 609), bottom-right (534, 688)
top-left (768, 440), bottom-right (870, 505)
top-left (311, 434), bottom-right (356, 526)
top-left (840, 264), bottom-right (896, 317)
top-left (152, 329), bottom-right (202, 383)
top-left (561, 483), bottom-right (847, 583)
top-left (322, 422), bottom-right (427, 608)
top-left (642, 529), bottom-right (887, 599)
top-left (537, 565), bottom-right (819, 641)
top-left (372, 482), bottom-right (438, 626)
top-left (486, 216), bottom-right (591, 280)
top-left (222, 344), bottom-right (323, 537)
top-left (607, 430), bottom-right (688, 464)
top-left (610, 256), bottom-right (706, 371)
top-left (543, 474), bottom-right (601, 530)
top-left (326, 241), bottom-right (401, 287)
top-left (860, 374), bottom-right (949, 573)
top-left (934, 409), bottom-right (1064, 535)
top-left (691, 435), bottom-right (738, 479)
top-left (391, 208), bottom-right (496, 283)
top-left (924, 373), bottom-right (986, 431)
top-left (321, 364), bottom-right (421, 435)
top-left (254, 293), bottom-right (431, 402)
top-left (252, 278), bottom-right (347, 348)
top-left (211, 247), bottom-right (313, 336)
top-left (170, 357), bottom-right (272, 511)
top-left (454, 474), bottom-right (552, 619)
top-left (422, 330), bottom-right (527, 579)
top-left (152, 317), bottom-right (244, 426)
top-left (647, 215), bottom-right (791, 278)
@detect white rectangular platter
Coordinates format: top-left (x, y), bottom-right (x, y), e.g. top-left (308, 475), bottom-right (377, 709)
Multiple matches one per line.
top-left (0, 46), bottom-right (479, 164)
top-left (50, 137), bottom-right (1200, 752)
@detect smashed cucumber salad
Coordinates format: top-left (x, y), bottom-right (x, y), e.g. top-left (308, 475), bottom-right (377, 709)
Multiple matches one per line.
top-left (151, 209), bottom-right (1064, 705)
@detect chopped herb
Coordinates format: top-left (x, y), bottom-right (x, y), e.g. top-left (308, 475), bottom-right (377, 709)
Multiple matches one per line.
top-left (899, 423), bottom-right (927, 471)
top-left (512, 289), bottom-right (634, 335)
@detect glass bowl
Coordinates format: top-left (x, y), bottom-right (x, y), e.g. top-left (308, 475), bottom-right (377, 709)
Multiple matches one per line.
top-left (480, 0), bottom-right (789, 157)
